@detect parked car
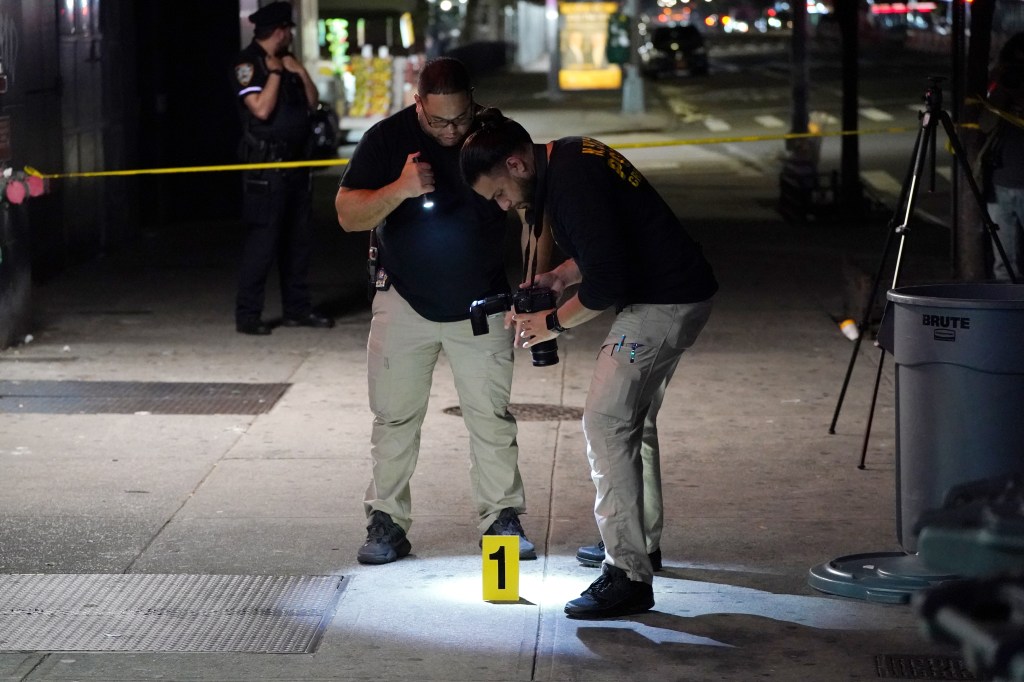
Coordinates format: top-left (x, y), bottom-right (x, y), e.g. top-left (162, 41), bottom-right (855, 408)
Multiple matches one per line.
top-left (639, 24), bottom-right (709, 77)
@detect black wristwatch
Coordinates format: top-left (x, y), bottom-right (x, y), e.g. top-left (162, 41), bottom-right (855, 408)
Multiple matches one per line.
top-left (546, 309), bottom-right (567, 333)
top-left (269, 69), bottom-right (284, 76)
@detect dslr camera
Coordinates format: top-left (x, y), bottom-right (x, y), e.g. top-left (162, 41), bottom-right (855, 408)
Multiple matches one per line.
top-left (469, 286), bottom-right (559, 367)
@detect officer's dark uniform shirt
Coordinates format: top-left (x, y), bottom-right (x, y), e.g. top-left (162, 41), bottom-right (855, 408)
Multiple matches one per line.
top-left (339, 105), bottom-right (509, 322)
top-left (989, 83), bottom-right (1024, 189)
top-left (233, 42), bottom-right (310, 157)
top-left (541, 137), bottom-right (718, 311)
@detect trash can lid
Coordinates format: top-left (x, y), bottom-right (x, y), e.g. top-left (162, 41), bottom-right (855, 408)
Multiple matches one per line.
top-left (887, 283), bottom-right (1024, 310)
top-left (807, 552), bottom-right (959, 603)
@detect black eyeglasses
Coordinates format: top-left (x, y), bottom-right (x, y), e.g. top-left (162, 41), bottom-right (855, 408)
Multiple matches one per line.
top-left (422, 102), bottom-right (475, 130)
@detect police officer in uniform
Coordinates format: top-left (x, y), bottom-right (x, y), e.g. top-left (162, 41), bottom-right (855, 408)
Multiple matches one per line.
top-left (232, 1), bottom-right (333, 335)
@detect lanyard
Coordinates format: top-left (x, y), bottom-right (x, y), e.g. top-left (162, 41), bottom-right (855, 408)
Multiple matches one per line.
top-left (523, 143), bottom-right (550, 282)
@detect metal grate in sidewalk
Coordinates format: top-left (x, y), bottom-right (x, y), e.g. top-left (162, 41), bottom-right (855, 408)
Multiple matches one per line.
top-left (0, 380), bottom-right (290, 415)
top-left (0, 574), bottom-right (345, 653)
top-left (875, 654), bottom-right (980, 680)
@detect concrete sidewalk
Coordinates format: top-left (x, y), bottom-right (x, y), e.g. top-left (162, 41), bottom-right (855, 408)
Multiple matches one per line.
top-left (0, 71), bottom-right (964, 681)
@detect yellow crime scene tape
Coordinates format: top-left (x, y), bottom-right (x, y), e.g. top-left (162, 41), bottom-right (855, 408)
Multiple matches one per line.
top-left (966, 95), bottom-right (1024, 130)
top-left (23, 158), bottom-right (349, 180)
top-left (22, 126), bottom-right (915, 181)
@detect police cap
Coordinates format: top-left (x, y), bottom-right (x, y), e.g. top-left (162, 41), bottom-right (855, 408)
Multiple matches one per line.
top-left (249, 2), bottom-right (295, 28)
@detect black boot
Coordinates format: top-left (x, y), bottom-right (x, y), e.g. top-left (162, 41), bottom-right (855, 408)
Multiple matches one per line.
top-left (565, 563), bottom-right (654, 619)
top-left (576, 540), bottom-right (663, 571)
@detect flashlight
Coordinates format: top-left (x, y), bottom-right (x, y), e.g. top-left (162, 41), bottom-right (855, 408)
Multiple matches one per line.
top-left (413, 155), bottom-right (434, 209)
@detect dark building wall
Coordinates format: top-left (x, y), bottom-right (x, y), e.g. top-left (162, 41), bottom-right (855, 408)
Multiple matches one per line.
top-left (135, 1), bottom-right (242, 224)
top-left (22, 0), bottom-right (241, 262)
top-left (0, 1), bottom-right (61, 345)
top-left (57, 1), bottom-right (139, 267)
top-left (1, 0), bottom-right (144, 281)
top-left (0, 1), bottom-right (243, 347)
top-left (13, 1), bottom-right (63, 281)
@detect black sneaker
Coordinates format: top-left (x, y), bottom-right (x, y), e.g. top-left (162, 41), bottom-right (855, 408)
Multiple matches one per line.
top-left (482, 507), bottom-right (537, 560)
top-left (236, 318), bottom-right (272, 335)
top-left (576, 540), bottom-right (663, 571)
top-left (357, 510), bottom-right (411, 565)
top-left (282, 312), bottom-right (334, 328)
top-left (564, 564), bottom-right (655, 619)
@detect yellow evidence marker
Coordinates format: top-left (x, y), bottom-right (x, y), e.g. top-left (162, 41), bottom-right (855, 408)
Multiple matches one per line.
top-left (482, 535), bottom-right (519, 602)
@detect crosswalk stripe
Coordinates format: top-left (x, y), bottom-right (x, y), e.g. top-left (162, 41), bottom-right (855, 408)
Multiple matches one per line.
top-left (704, 117), bottom-right (731, 132)
top-left (862, 170), bottom-right (903, 195)
top-left (664, 104), bottom-right (916, 136)
top-left (755, 115), bottom-right (786, 128)
top-left (811, 112), bottom-right (840, 126)
top-left (860, 107), bottom-right (894, 122)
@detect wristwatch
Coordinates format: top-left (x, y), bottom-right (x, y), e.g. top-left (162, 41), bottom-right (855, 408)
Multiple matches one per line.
top-left (545, 309), bottom-right (568, 333)
top-left (269, 69), bottom-right (284, 76)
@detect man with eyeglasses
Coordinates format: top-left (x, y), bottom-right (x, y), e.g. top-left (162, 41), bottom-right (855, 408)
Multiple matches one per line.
top-left (334, 57), bottom-right (534, 565)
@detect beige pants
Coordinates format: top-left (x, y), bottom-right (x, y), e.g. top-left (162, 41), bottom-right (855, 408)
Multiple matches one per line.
top-left (364, 288), bottom-right (524, 533)
top-left (583, 299), bottom-right (714, 583)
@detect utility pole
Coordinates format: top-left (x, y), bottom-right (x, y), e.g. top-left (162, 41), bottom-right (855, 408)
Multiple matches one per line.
top-left (955, 0), bottom-right (994, 280)
top-left (546, 0), bottom-right (563, 100)
top-left (790, 0), bottom-right (809, 137)
top-left (778, 0), bottom-right (814, 223)
top-left (837, 0), bottom-right (864, 214)
top-left (621, 0), bottom-right (645, 114)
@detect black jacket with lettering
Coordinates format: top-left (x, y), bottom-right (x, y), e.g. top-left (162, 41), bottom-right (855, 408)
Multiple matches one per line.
top-left (543, 137), bottom-right (718, 311)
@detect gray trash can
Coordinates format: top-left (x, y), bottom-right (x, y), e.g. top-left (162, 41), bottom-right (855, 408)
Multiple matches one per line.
top-left (887, 283), bottom-right (1024, 553)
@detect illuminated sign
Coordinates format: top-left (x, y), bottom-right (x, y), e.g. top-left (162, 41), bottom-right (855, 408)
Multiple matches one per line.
top-left (869, 2), bottom-right (937, 13)
top-left (558, 2), bottom-right (622, 91)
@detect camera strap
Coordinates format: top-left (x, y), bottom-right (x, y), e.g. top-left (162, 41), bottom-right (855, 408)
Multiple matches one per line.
top-left (523, 143), bottom-right (550, 283)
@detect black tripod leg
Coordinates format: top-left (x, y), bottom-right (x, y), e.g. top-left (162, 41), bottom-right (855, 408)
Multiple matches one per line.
top-left (938, 111), bottom-right (1019, 283)
top-left (853, 116), bottom-right (937, 465)
top-left (858, 348), bottom-right (886, 469)
top-left (829, 119), bottom-right (929, 436)
top-left (828, 230), bottom-right (894, 435)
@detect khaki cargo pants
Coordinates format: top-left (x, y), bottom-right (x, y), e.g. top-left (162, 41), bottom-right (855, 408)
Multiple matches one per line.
top-left (364, 288), bottom-right (525, 533)
top-left (583, 299), bottom-right (714, 583)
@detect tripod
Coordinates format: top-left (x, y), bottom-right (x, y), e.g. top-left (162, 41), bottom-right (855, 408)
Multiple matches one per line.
top-left (828, 78), bottom-right (1018, 468)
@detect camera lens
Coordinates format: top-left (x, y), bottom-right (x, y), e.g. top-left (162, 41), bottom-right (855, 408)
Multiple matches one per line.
top-left (529, 339), bottom-right (559, 367)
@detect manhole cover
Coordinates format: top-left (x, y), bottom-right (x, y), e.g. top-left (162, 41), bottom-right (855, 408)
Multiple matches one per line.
top-left (443, 403), bottom-right (583, 422)
top-left (0, 380), bottom-right (289, 415)
top-left (875, 654), bottom-right (979, 680)
top-left (0, 574), bottom-right (345, 653)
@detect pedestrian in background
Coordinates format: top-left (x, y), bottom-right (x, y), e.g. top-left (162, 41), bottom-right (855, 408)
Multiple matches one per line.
top-left (232, 1), bottom-right (334, 335)
top-left (461, 110), bottom-right (718, 618)
top-left (334, 57), bottom-right (534, 565)
top-left (981, 32), bottom-right (1024, 282)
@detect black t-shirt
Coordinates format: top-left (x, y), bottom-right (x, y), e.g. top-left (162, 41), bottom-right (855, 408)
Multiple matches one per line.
top-left (543, 137), bottom-right (718, 310)
top-left (340, 106), bottom-right (510, 322)
top-left (233, 42), bottom-right (310, 148)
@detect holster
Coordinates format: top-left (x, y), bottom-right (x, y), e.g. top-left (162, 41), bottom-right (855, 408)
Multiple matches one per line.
top-left (238, 132), bottom-right (299, 164)
top-left (367, 230), bottom-right (379, 302)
